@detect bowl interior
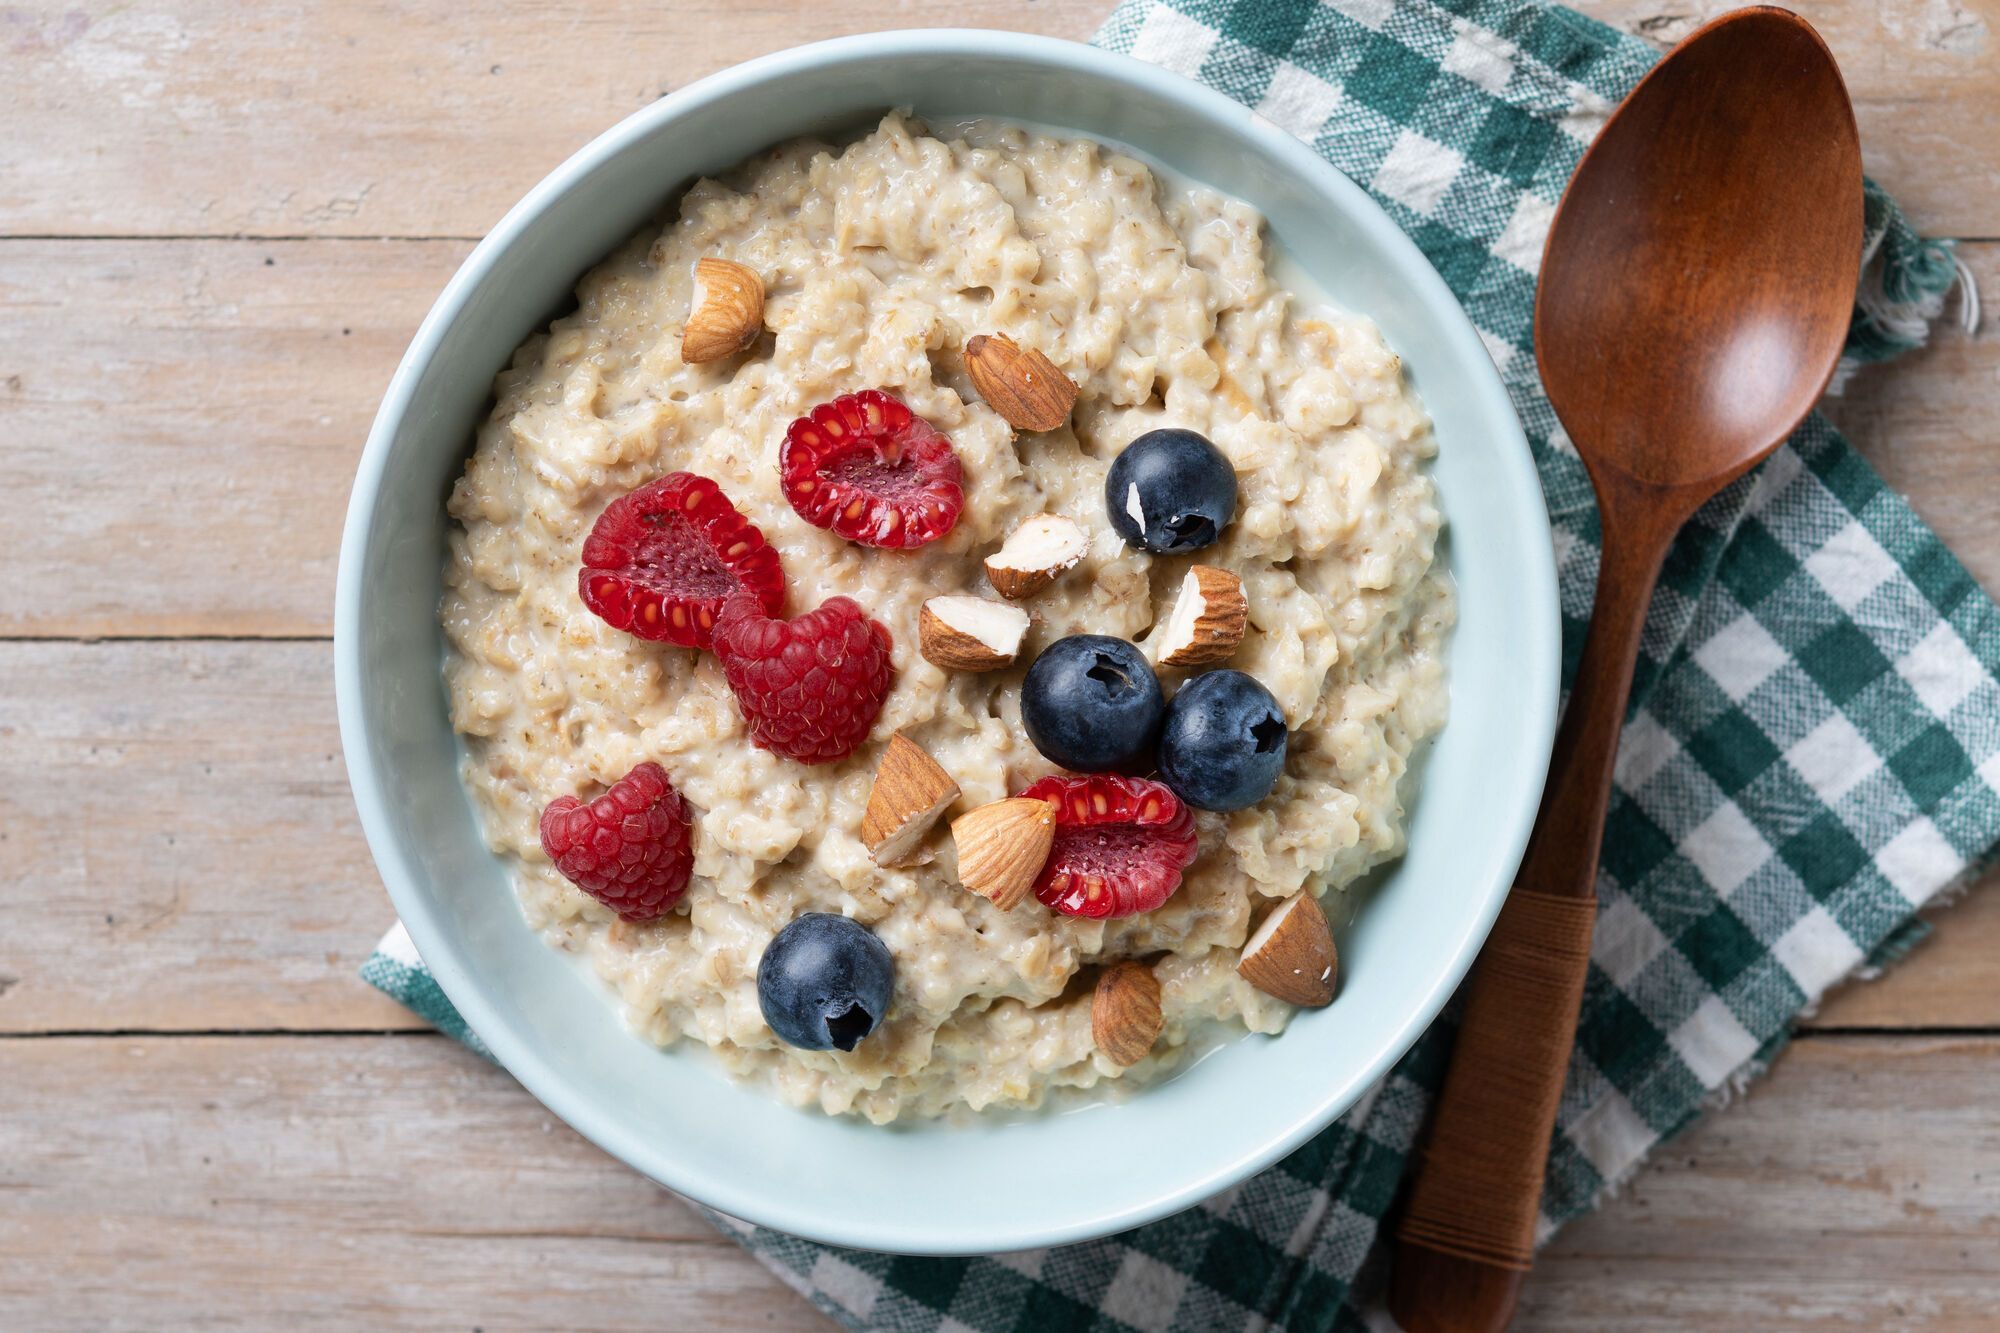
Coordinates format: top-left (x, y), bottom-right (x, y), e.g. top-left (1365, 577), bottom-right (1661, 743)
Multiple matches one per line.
top-left (336, 31), bottom-right (1558, 1255)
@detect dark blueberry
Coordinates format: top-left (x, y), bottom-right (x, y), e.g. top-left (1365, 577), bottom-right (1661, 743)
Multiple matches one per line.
top-left (756, 913), bottom-right (895, 1052)
top-left (1157, 670), bottom-right (1288, 811)
top-left (1104, 428), bottom-right (1238, 554)
top-left (1021, 635), bottom-right (1164, 773)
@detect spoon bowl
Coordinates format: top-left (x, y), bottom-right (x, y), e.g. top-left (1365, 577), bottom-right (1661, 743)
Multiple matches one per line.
top-left (1536, 5), bottom-right (1863, 493)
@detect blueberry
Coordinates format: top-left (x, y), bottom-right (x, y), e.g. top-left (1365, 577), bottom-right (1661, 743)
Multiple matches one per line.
top-left (1157, 670), bottom-right (1288, 811)
top-left (1104, 428), bottom-right (1238, 554)
top-left (1021, 635), bottom-right (1164, 773)
top-left (756, 913), bottom-right (895, 1052)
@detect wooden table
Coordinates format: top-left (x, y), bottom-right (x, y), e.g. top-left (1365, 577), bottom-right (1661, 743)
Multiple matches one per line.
top-left (3, 2), bottom-right (1994, 1326)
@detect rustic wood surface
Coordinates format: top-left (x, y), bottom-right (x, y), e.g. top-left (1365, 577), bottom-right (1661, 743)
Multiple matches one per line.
top-left (1, 1), bottom-right (1993, 1328)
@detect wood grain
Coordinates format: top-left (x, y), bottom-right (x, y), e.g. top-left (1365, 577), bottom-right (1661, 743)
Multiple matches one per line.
top-left (3, 636), bottom-right (1989, 1036)
top-left (1, 1), bottom-right (1991, 240)
top-left (0, 1033), bottom-right (1992, 1329)
top-left (0, 640), bottom-right (423, 1032)
top-left (1524, 1036), bottom-right (2000, 1329)
top-left (1583, 0), bottom-right (2000, 238)
top-left (0, 238), bottom-right (470, 638)
top-left (2, 238), bottom-right (1991, 639)
top-left (0, 0), bottom-right (1103, 239)
top-left (0, 1035), bottom-right (820, 1331)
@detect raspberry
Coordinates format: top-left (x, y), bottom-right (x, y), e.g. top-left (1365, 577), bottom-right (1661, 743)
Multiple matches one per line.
top-left (1018, 774), bottom-right (1200, 919)
top-left (538, 761), bottom-right (695, 922)
top-left (712, 593), bottom-right (895, 766)
top-left (579, 471), bottom-right (786, 649)
top-left (780, 389), bottom-right (964, 548)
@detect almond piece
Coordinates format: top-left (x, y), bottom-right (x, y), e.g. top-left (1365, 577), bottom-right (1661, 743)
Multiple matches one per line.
top-left (919, 596), bottom-right (1031, 672)
top-left (681, 257), bottom-right (764, 363)
top-left (860, 734), bottom-right (961, 867)
top-left (1152, 565), bottom-right (1248, 668)
top-left (964, 332), bottom-right (1079, 432)
top-left (951, 797), bottom-right (1055, 910)
top-left (1237, 891), bottom-right (1337, 1008)
top-left (984, 514), bottom-right (1090, 600)
top-left (1092, 961), bottom-right (1164, 1067)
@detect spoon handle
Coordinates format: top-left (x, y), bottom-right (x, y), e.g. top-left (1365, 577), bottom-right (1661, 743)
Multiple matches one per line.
top-left (1391, 491), bottom-right (1681, 1331)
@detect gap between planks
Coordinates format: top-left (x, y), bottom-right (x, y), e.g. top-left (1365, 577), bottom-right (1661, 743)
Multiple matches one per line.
top-left (4, 1026), bottom-right (1994, 1039)
top-left (6, 233), bottom-right (1999, 244)
top-left (0, 634), bottom-right (336, 644)
top-left (0, 234), bottom-right (484, 243)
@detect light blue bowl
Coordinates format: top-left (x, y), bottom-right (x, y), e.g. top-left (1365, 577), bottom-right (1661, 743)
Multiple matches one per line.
top-left (336, 30), bottom-right (1558, 1255)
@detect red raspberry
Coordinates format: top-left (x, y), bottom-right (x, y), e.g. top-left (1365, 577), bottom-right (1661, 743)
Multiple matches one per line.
top-left (712, 593), bottom-right (895, 766)
top-left (1019, 774), bottom-right (1200, 919)
top-left (538, 761), bottom-right (695, 922)
top-left (578, 471), bottom-right (786, 649)
top-left (780, 390), bottom-right (964, 548)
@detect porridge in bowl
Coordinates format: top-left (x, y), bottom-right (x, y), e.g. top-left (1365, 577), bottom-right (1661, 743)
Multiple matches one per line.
top-left (441, 112), bottom-right (1451, 1123)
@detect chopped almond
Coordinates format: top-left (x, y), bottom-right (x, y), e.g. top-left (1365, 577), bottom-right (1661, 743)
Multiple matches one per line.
top-left (985, 514), bottom-right (1089, 600)
top-left (681, 258), bottom-right (764, 363)
top-left (1152, 565), bottom-right (1247, 668)
top-left (919, 596), bottom-right (1030, 672)
top-left (1237, 891), bottom-right (1337, 1007)
top-left (860, 734), bottom-right (960, 866)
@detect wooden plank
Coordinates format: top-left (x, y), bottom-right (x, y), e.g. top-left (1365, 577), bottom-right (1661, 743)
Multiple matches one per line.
top-left (1, 1033), bottom-right (1994, 1329)
top-left (0, 1), bottom-right (1993, 240)
top-left (3, 236), bottom-right (1993, 639)
top-left (0, 640), bottom-right (424, 1032)
top-left (1573, 0), bottom-right (2000, 238)
top-left (1524, 1035), bottom-right (2000, 1329)
top-left (2, 633), bottom-right (1994, 1036)
top-left (0, 238), bottom-right (470, 638)
top-left (0, 0), bottom-right (1103, 239)
top-left (0, 1035), bottom-right (823, 1331)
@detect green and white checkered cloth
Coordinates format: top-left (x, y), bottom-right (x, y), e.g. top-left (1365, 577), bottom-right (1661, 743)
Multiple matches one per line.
top-left (365, 1), bottom-right (1996, 1326)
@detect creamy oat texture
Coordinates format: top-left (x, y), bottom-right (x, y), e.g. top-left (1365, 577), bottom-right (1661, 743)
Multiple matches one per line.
top-left (442, 114), bottom-right (1452, 1122)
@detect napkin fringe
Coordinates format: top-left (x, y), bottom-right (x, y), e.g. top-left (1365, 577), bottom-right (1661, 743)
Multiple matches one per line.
top-left (1830, 188), bottom-right (1978, 393)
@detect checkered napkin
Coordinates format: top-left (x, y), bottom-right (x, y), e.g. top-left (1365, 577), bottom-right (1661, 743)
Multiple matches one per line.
top-left (366, 1), bottom-right (1997, 1326)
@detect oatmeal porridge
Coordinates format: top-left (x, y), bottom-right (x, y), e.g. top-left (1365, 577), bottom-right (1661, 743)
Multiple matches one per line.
top-left (441, 112), bottom-right (1452, 1123)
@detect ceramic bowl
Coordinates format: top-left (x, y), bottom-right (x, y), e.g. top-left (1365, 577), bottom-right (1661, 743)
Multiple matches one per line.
top-left (335, 29), bottom-right (1558, 1255)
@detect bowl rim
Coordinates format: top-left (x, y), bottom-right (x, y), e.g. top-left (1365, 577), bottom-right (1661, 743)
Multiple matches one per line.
top-left (336, 27), bottom-right (1559, 1254)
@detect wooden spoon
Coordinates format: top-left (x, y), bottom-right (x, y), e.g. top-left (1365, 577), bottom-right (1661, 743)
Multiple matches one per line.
top-left (1390, 9), bottom-right (1862, 1329)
